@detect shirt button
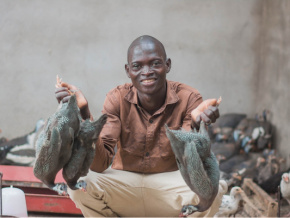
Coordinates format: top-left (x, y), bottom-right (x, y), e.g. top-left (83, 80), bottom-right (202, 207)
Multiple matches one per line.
top-left (149, 119), bottom-right (153, 123)
top-left (145, 152), bottom-right (150, 157)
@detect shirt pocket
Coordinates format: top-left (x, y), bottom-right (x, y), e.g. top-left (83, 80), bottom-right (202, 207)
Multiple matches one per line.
top-left (159, 125), bottom-right (181, 158)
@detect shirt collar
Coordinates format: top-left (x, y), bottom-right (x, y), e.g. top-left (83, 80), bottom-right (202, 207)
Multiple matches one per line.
top-left (124, 80), bottom-right (179, 106)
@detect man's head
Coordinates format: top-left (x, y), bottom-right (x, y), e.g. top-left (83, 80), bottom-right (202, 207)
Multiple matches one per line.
top-left (125, 35), bottom-right (171, 96)
top-left (127, 35), bottom-right (167, 62)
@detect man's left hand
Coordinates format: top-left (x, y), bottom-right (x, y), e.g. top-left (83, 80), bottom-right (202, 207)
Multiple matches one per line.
top-left (191, 98), bottom-right (221, 127)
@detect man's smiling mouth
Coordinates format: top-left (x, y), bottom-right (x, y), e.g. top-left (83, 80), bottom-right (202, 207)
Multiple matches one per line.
top-left (141, 79), bottom-right (156, 84)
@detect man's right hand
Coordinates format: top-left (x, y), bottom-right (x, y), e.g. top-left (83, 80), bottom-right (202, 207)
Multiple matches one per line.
top-left (55, 79), bottom-right (91, 120)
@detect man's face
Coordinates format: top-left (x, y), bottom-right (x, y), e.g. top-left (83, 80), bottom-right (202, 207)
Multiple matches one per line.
top-left (125, 41), bottom-right (171, 96)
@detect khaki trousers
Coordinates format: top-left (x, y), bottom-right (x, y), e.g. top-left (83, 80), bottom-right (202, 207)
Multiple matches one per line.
top-left (68, 168), bottom-right (226, 217)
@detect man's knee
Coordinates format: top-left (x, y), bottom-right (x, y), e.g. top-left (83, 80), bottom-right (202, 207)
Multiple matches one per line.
top-left (206, 180), bottom-right (228, 216)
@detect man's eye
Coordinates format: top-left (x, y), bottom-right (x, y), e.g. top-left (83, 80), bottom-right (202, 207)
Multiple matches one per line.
top-left (132, 64), bottom-right (140, 69)
top-left (152, 61), bottom-right (161, 67)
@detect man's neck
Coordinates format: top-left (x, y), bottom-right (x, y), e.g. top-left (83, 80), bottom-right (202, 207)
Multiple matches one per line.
top-left (137, 86), bottom-right (167, 115)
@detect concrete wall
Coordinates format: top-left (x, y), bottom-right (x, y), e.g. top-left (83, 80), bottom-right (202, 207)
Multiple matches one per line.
top-left (254, 0), bottom-right (290, 167)
top-left (0, 0), bottom-right (289, 165)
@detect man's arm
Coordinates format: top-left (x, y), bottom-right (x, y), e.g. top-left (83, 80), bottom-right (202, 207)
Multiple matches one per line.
top-left (90, 90), bottom-right (122, 173)
top-left (181, 93), bottom-right (203, 130)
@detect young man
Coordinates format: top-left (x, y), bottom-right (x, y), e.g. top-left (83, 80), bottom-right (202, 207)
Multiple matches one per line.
top-left (55, 35), bottom-right (225, 217)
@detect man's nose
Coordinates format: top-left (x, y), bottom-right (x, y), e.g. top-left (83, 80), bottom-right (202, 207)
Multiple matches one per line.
top-left (141, 66), bottom-right (152, 75)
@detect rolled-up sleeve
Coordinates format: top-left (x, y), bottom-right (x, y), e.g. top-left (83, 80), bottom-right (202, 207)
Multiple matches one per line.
top-left (182, 92), bottom-right (203, 131)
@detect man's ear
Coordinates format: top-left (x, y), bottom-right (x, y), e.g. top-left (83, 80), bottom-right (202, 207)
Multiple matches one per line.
top-left (125, 64), bottom-right (130, 78)
top-left (166, 58), bottom-right (171, 73)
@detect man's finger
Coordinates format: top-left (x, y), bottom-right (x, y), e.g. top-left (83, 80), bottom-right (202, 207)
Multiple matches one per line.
top-left (203, 108), bottom-right (216, 123)
top-left (55, 87), bottom-right (68, 94)
top-left (55, 91), bottom-right (70, 103)
top-left (60, 82), bottom-right (78, 91)
top-left (200, 113), bottom-right (211, 125)
top-left (195, 115), bottom-right (201, 126)
top-left (203, 106), bottom-right (219, 124)
top-left (62, 96), bottom-right (71, 103)
top-left (208, 105), bottom-right (220, 119)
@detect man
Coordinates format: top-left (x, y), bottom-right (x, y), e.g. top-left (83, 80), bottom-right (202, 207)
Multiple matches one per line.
top-left (55, 35), bottom-right (225, 217)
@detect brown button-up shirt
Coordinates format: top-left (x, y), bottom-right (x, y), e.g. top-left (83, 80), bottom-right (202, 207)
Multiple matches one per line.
top-left (91, 80), bottom-right (203, 173)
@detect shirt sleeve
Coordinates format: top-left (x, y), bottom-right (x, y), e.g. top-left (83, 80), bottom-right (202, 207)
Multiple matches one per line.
top-left (90, 89), bottom-right (121, 173)
top-left (181, 92), bottom-right (203, 131)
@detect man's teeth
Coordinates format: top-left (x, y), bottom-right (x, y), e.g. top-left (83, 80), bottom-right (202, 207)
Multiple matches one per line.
top-left (143, 79), bottom-right (155, 83)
